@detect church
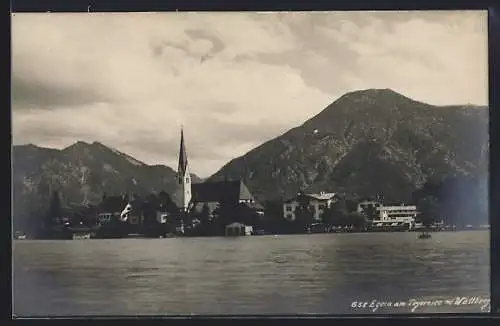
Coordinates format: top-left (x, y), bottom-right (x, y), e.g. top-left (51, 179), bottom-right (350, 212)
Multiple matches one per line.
top-left (176, 128), bottom-right (264, 219)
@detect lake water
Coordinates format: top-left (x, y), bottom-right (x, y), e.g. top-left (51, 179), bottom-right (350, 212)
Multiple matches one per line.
top-left (12, 231), bottom-right (490, 316)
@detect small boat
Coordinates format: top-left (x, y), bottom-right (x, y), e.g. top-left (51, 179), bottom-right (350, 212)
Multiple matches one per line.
top-left (14, 232), bottom-right (27, 240)
top-left (418, 231), bottom-right (432, 239)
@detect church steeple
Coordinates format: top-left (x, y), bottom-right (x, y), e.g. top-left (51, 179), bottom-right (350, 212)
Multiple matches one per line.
top-left (178, 127), bottom-right (192, 212)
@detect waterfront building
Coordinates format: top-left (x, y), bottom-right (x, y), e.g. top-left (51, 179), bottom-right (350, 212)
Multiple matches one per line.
top-left (357, 199), bottom-right (417, 229)
top-left (372, 204), bottom-right (418, 229)
top-left (283, 191), bottom-right (337, 221)
top-left (225, 222), bottom-right (253, 236)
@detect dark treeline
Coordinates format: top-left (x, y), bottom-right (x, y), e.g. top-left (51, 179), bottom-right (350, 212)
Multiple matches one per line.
top-left (259, 197), bottom-right (369, 235)
top-left (14, 172), bottom-right (488, 238)
top-left (16, 190), bottom-right (182, 238)
top-left (255, 173), bottom-right (488, 234)
top-left (413, 174), bottom-right (488, 227)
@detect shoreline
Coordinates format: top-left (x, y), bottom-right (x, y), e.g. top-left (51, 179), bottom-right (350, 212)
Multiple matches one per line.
top-left (13, 227), bottom-right (489, 241)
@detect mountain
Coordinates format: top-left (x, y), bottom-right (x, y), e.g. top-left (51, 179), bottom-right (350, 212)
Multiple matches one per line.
top-left (12, 141), bottom-right (202, 225)
top-left (208, 89), bottom-right (488, 203)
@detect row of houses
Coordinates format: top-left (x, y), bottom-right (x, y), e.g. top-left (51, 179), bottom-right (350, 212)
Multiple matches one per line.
top-left (282, 192), bottom-right (419, 230)
top-left (50, 129), bottom-right (420, 237)
top-left (62, 179), bottom-right (262, 235)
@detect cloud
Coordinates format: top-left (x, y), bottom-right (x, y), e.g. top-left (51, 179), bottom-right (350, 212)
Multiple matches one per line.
top-left (11, 11), bottom-right (488, 177)
top-left (256, 11), bottom-right (488, 106)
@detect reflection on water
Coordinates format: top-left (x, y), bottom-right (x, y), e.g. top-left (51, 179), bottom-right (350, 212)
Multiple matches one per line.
top-left (13, 231), bottom-right (489, 316)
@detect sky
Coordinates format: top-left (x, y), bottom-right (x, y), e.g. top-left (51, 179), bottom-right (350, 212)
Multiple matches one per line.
top-left (11, 11), bottom-right (488, 178)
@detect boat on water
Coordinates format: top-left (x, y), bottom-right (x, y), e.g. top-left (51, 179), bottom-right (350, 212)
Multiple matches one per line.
top-left (159, 233), bottom-right (176, 238)
top-left (418, 231), bottom-right (432, 239)
top-left (14, 231), bottom-right (28, 240)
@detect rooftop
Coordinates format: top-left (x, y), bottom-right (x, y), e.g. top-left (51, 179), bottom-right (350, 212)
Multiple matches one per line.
top-left (192, 180), bottom-right (257, 203)
top-left (284, 191), bottom-right (336, 202)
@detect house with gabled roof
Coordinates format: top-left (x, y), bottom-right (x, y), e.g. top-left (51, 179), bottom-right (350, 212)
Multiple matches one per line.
top-left (120, 194), bottom-right (144, 225)
top-left (283, 191), bottom-right (337, 221)
top-left (96, 194), bottom-right (128, 225)
top-left (189, 179), bottom-right (264, 217)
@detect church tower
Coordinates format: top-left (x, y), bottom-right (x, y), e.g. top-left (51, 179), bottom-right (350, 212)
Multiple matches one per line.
top-left (177, 127), bottom-right (192, 212)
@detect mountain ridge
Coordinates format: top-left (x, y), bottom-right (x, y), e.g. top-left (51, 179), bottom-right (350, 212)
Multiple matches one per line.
top-left (12, 141), bottom-right (202, 231)
top-left (207, 88), bottom-right (488, 202)
top-left (12, 88), bottom-right (488, 230)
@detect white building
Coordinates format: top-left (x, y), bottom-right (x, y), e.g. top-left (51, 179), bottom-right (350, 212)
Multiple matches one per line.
top-left (283, 192), bottom-right (337, 221)
top-left (357, 200), bottom-right (418, 229)
top-left (374, 205), bottom-right (418, 229)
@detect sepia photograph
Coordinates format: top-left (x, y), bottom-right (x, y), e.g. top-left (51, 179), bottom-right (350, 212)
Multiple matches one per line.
top-left (11, 10), bottom-right (489, 316)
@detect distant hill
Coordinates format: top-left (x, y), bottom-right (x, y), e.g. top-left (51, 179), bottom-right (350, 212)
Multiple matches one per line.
top-left (208, 88), bottom-right (488, 203)
top-left (12, 141), bottom-right (202, 227)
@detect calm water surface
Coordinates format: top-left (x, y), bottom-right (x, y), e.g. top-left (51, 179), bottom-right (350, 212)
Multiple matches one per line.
top-left (13, 231), bottom-right (490, 316)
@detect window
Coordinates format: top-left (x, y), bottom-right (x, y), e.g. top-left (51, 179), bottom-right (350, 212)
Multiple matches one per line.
top-left (285, 214), bottom-right (293, 219)
top-left (286, 206), bottom-right (292, 211)
top-left (185, 177), bottom-right (190, 183)
top-left (319, 204), bottom-right (326, 210)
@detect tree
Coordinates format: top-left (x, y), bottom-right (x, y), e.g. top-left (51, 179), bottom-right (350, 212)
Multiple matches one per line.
top-left (198, 203), bottom-right (211, 223)
top-left (348, 211), bottom-right (369, 230)
top-left (212, 199), bottom-right (239, 235)
top-left (293, 205), bottom-right (314, 231)
top-left (44, 190), bottom-right (62, 230)
top-left (363, 204), bottom-right (379, 221)
top-left (262, 200), bottom-right (287, 233)
top-left (237, 202), bottom-right (260, 226)
top-left (141, 201), bottom-right (161, 237)
top-left (417, 195), bottom-right (440, 227)
top-left (321, 198), bottom-right (349, 227)
top-left (320, 206), bottom-right (334, 226)
top-left (189, 203), bottom-right (217, 237)
top-left (159, 190), bottom-right (178, 213)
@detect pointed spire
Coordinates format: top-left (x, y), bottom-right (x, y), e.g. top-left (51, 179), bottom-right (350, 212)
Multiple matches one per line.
top-left (178, 127), bottom-right (188, 183)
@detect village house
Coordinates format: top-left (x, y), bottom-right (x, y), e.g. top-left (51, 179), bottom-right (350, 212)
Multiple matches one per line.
top-left (120, 192), bottom-right (180, 232)
top-left (120, 196), bottom-right (144, 227)
top-left (283, 191), bottom-right (337, 221)
top-left (144, 192), bottom-right (178, 226)
top-left (96, 194), bottom-right (128, 225)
